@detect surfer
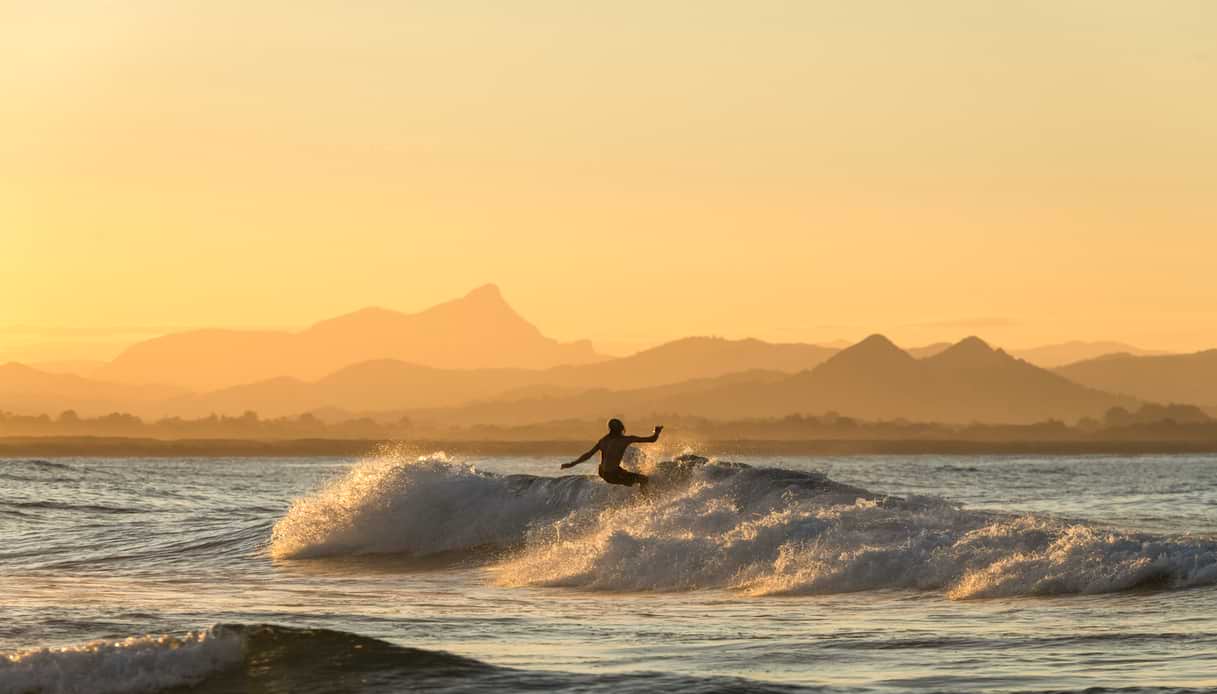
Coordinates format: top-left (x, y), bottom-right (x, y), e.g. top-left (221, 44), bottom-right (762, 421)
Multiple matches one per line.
top-left (560, 419), bottom-right (662, 489)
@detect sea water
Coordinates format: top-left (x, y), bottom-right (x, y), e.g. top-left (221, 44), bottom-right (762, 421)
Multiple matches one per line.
top-left (2, 450), bottom-right (1216, 693)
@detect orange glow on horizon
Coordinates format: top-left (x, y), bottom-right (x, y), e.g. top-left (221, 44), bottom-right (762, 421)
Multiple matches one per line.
top-left (5, 2), bottom-right (1216, 360)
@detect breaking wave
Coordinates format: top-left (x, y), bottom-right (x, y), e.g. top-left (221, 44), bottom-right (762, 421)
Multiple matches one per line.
top-left (0, 624), bottom-right (813, 694)
top-left (0, 627), bottom-right (241, 694)
top-left (270, 451), bottom-right (1217, 600)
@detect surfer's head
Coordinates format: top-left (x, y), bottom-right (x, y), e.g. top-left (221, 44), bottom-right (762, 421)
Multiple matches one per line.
top-left (608, 418), bottom-right (625, 435)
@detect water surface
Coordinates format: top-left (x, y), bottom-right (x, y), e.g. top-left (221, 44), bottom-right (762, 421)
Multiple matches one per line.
top-left (3, 451), bottom-right (1216, 693)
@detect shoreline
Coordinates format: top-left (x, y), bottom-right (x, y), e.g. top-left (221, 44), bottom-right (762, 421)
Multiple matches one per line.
top-left (4, 436), bottom-right (1217, 458)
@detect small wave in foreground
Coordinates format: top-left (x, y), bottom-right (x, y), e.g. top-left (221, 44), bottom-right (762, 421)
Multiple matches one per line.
top-left (0, 624), bottom-right (812, 694)
top-left (0, 627), bottom-right (240, 694)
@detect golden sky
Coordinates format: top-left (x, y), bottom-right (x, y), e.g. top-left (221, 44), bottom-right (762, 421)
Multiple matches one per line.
top-left (4, 2), bottom-right (1216, 359)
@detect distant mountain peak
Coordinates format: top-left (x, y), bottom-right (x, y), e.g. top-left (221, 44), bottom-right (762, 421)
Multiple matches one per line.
top-left (447, 284), bottom-right (512, 313)
top-left (821, 334), bottom-right (913, 371)
top-left (431, 283), bottom-right (518, 318)
top-left (315, 285), bottom-right (511, 328)
top-left (926, 335), bottom-right (1017, 367)
top-left (843, 334), bottom-right (905, 356)
top-left (97, 283), bottom-right (602, 389)
top-left (860, 333), bottom-right (895, 346)
top-left (946, 335), bottom-right (994, 354)
top-left (464, 283), bottom-right (503, 301)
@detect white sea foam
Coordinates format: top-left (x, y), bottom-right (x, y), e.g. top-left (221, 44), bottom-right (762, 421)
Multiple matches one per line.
top-left (269, 449), bottom-right (627, 559)
top-left (0, 627), bottom-right (241, 694)
top-left (271, 450), bottom-right (1217, 599)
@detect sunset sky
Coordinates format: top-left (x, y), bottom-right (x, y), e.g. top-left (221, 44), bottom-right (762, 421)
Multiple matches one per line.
top-left (5, 2), bottom-right (1215, 359)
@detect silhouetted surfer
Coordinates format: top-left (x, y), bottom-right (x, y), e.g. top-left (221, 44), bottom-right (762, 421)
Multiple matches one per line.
top-left (561, 419), bottom-right (662, 489)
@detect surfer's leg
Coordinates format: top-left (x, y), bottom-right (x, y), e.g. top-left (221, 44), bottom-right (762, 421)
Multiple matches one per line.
top-left (600, 467), bottom-right (646, 488)
top-left (598, 468), bottom-right (626, 486)
top-left (618, 470), bottom-right (649, 490)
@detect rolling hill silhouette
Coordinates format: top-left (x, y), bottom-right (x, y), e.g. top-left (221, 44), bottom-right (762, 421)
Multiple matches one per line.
top-left (94, 285), bottom-right (601, 390)
top-left (538, 336), bottom-right (836, 390)
top-left (408, 336), bottom-right (1136, 426)
top-left (163, 336), bottom-right (839, 418)
top-left (400, 369), bottom-right (792, 427)
top-left (163, 362), bottom-right (535, 418)
top-left (30, 360), bottom-right (109, 377)
top-left (2, 282), bottom-right (1176, 429)
top-left (1, 335), bottom-right (1142, 425)
top-left (907, 340), bottom-right (1165, 366)
top-left (0, 362), bottom-right (186, 417)
top-left (1055, 350), bottom-right (1217, 410)
top-left (1010, 341), bottom-right (1169, 368)
top-left (721, 335), bottom-right (1135, 423)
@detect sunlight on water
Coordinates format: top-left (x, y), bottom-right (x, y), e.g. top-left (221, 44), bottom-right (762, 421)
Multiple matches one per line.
top-left (3, 453), bottom-right (1217, 692)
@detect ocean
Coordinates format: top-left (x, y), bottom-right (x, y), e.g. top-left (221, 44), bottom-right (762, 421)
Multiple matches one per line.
top-left (2, 448), bottom-right (1217, 693)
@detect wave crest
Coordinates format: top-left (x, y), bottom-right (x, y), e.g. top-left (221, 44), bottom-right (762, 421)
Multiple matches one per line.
top-left (0, 627), bottom-right (241, 694)
top-left (3, 624), bottom-right (815, 694)
top-left (271, 450), bottom-right (1217, 599)
top-left (269, 450), bottom-right (624, 560)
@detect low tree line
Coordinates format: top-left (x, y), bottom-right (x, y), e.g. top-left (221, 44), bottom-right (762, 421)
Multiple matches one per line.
top-left (0, 409), bottom-right (412, 439)
top-left (0, 403), bottom-right (1213, 442)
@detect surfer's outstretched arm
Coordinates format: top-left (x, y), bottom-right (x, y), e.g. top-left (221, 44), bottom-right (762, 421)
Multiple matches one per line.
top-left (627, 425), bottom-right (664, 444)
top-left (560, 439), bottom-right (602, 469)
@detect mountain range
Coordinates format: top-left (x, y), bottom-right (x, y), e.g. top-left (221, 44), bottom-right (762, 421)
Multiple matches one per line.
top-left (0, 363), bottom-right (186, 418)
top-left (2, 284), bottom-right (1212, 428)
top-left (1011, 341), bottom-right (1169, 368)
top-left (906, 340), bottom-right (1166, 366)
top-left (1056, 350), bottom-right (1217, 410)
top-left (408, 335), bottom-right (1134, 427)
top-left (93, 284), bottom-right (601, 390)
top-left (91, 336), bottom-right (839, 419)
